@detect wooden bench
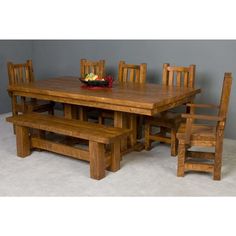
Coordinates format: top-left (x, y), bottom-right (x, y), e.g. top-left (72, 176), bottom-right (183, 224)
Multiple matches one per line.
top-left (6, 113), bottom-right (131, 180)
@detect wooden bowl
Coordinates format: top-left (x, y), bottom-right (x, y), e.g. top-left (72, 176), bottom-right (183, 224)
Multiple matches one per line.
top-left (79, 78), bottom-right (109, 87)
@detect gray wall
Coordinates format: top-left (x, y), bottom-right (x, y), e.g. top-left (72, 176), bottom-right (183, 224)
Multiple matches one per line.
top-left (1, 40), bottom-right (235, 139)
top-left (0, 40), bottom-right (33, 113)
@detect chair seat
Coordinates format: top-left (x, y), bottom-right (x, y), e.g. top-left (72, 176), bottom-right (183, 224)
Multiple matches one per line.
top-left (19, 100), bottom-right (53, 112)
top-left (100, 110), bottom-right (114, 119)
top-left (177, 123), bottom-right (216, 142)
top-left (148, 111), bottom-right (183, 128)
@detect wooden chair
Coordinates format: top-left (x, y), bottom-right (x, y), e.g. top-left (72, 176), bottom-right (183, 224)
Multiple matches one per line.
top-left (98, 60), bottom-right (147, 139)
top-left (80, 58), bottom-right (105, 78)
top-left (176, 73), bottom-right (232, 180)
top-left (7, 60), bottom-right (54, 132)
top-left (73, 59), bottom-right (106, 121)
top-left (144, 63), bottom-right (196, 156)
top-left (118, 60), bottom-right (147, 84)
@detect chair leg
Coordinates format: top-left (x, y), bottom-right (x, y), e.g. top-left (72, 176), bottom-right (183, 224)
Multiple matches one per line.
top-left (144, 122), bottom-right (152, 150)
top-left (137, 116), bottom-right (143, 140)
top-left (177, 141), bottom-right (186, 177)
top-left (159, 127), bottom-right (167, 143)
top-left (98, 114), bottom-right (104, 125)
top-left (171, 129), bottom-right (178, 156)
top-left (213, 140), bottom-right (223, 180)
top-left (11, 96), bottom-right (18, 134)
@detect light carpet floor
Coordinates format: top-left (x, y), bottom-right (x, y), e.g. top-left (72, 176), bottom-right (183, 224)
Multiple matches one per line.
top-left (1, 112), bottom-right (236, 196)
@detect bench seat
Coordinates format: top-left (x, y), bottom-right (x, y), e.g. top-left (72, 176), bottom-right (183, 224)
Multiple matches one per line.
top-left (6, 113), bottom-right (131, 180)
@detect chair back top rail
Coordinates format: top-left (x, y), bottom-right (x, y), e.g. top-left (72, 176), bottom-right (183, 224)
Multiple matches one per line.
top-left (118, 60), bottom-right (147, 83)
top-left (162, 63), bottom-right (196, 88)
top-left (7, 59), bottom-right (34, 85)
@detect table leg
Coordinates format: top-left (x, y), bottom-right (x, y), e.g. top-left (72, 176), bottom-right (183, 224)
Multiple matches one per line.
top-left (64, 104), bottom-right (78, 119)
top-left (129, 114), bottom-right (137, 147)
top-left (129, 114), bottom-right (144, 152)
top-left (114, 112), bottom-right (144, 154)
top-left (114, 111), bottom-right (128, 152)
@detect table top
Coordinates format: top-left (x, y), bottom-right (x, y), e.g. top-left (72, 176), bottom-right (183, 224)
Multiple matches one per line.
top-left (8, 76), bottom-right (201, 116)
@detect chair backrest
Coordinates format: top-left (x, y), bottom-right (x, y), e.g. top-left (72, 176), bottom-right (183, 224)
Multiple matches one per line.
top-left (118, 61), bottom-right (147, 83)
top-left (80, 59), bottom-right (105, 78)
top-left (162, 63), bottom-right (196, 88)
top-left (218, 72), bottom-right (233, 119)
top-left (7, 60), bottom-right (35, 85)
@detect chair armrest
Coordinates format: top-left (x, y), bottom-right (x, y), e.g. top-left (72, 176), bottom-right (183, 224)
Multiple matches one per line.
top-left (182, 113), bottom-right (225, 121)
top-left (186, 103), bottom-right (219, 109)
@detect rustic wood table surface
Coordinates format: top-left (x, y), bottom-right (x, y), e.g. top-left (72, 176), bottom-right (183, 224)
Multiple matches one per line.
top-left (8, 76), bottom-right (201, 153)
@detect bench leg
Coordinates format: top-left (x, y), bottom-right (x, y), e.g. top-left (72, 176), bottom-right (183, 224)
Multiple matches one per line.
top-left (16, 126), bottom-right (31, 157)
top-left (89, 141), bottom-right (105, 180)
top-left (107, 140), bottom-right (121, 172)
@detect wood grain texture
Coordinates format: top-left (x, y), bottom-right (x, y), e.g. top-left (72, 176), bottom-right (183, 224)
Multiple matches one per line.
top-left (15, 126), bottom-right (31, 157)
top-left (78, 59), bottom-right (106, 121)
top-left (89, 141), bottom-right (105, 180)
top-left (8, 76), bottom-right (200, 116)
top-left (7, 59), bottom-right (54, 133)
top-left (99, 60), bottom-right (147, 147)
top-left (145, 63), bottom-right (196, 155)
top-left (80, 59), bottom-right (105, 78)
top-left (7, 112), bottom-right (131, 180)
top-left (6, 113), bottom-right (131, 144)
top-left (176, 73), bottom-right (233, 180)
top-left (8, 76), bottom-right (200, 155)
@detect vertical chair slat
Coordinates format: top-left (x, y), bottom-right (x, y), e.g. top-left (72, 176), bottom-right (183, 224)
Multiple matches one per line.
top-left (80, 59), bottom-right (86, 77)
top-left (19, 67), bottom-right (23, 83)
top-left (168, 70), bottom-right (174, 85)
top-left (25, 66), bottom-right (30, 83)
top-left (14, 68), bottom-right (18, 84)
top-left (189, 64), bottom-right (196, 88)
top-left (184, 72), bottom-right (188, 87)
top-left (162, 63), bottom-right (169, 86)
top-left (135, 69), bottom-right (140, 83)
top-left (140, 63), bottom-right (147, 84)
top-left (123, 68), bottom-right (128, 82)
top-left (176, 72), bottom-right (182, 86)
top-left (130, 69), bottom-right (135, 82)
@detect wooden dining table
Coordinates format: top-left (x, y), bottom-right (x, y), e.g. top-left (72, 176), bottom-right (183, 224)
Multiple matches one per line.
top-left (8, 76), bottom-right (201, 153)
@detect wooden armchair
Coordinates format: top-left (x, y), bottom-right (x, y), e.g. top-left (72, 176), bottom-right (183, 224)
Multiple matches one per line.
top-left (144, 63), bottom-right (196, 156)
top-left (7, 60), bottom-right (54, 132)
top-left (98, 60), bottom-right (147, 139)
top-left (176, 72), bottom-right (233, 180)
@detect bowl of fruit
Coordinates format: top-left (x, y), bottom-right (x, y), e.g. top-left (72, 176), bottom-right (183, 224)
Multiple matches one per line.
top-left (80, 73), bottom-right (110, 87)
